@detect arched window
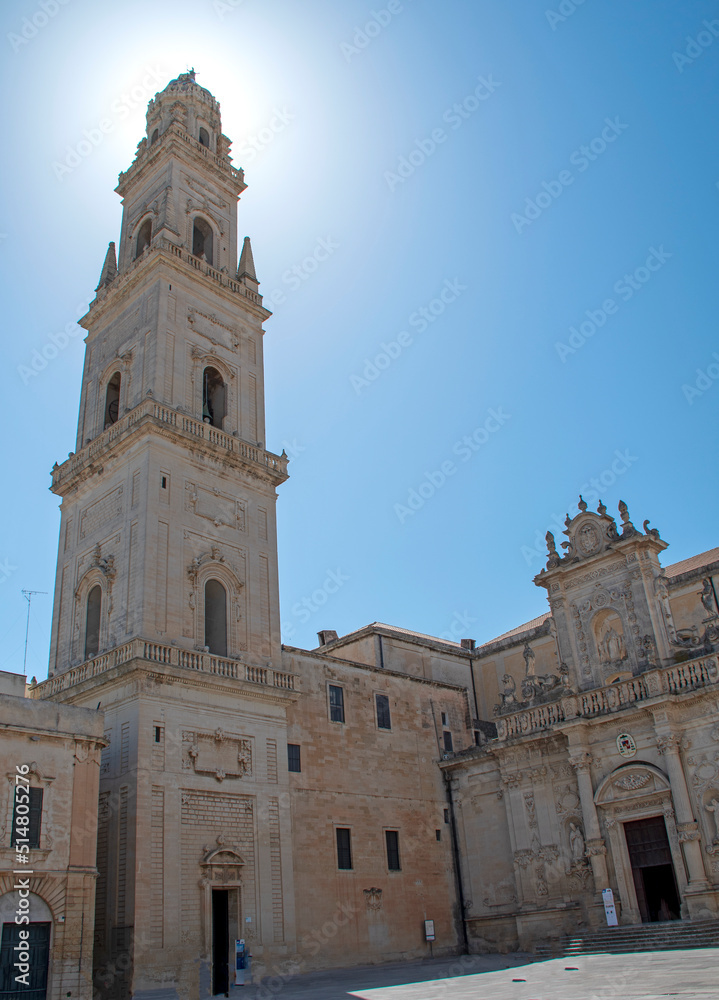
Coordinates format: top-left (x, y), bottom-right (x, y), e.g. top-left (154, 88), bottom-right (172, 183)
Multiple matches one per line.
top-left (199, 127), bottom-right (210, 148)
top-left (135, 218), bottom-right (152, 258)
top-left (151, 128), bottom-right (159, 145)
top-left (202, 367), bottom-right (226, 428)
top-left (205, 579), bottom-right (227, 656)
top-left (85, 585), bottom-right (102, 660)
top-left (192, 218), bottom-right (213, 266)
top-left (104, 372), bottom-right (121, 428)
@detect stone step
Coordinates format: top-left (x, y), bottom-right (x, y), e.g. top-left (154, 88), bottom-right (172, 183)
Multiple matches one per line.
top-left (536, 920), bottom-right (719, 957)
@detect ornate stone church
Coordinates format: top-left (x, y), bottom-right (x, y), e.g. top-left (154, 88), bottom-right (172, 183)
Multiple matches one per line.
top-left (3, 72), bottom-right (719, 1000)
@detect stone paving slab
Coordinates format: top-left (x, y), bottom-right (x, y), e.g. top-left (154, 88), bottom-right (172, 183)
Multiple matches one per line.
top-left (241, 947), bottom-right (719, 1000)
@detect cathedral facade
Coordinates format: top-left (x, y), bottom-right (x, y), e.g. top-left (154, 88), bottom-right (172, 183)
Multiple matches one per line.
top-left (3, 72), bottom-right (718, 999)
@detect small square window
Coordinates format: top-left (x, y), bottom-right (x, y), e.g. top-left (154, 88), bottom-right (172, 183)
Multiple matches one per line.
top-left (336, 828), bottom-right (352, 869)
top-left (444, 808), bottom-right (450, 824)
top-left (386, 830), bottom-right (401, 871)
top-left (287, 744), bottom-right (301, 773)
top-left (435, 829), bottom-right (441, 842)
top-left (443, 730), bottom-right (453, 752)
top-left (329, 685), bottom-right (345, 723)
top-left (376, 693), bottom-right (391, 730)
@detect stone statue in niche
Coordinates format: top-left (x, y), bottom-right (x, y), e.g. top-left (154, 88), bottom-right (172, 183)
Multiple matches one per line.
top-left (598, 620), bottom-right (627, 664)
top-left (569, 822), bottom-right (586, 863)
top-left (705, 798), bottom-right (719, 842)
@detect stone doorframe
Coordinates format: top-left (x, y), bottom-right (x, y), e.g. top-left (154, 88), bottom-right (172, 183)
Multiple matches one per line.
top-left (595, 763), bottom-right (688, 923)
top-left (198, 843), bottom-right (245, 958)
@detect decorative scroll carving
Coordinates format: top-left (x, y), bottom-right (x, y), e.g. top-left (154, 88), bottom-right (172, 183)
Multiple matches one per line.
top-left (363, 887), bottom-right (383, 911)
top-left (613, 773), bottom-right (651, 791)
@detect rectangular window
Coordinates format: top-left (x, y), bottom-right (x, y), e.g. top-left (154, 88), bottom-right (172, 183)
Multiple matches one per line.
top-left (12, 787), bottom-right (43, 850)
top-left (287, 744), bottom-right (301, 773)
top-left (329, 685), bottom-right (345, 723)
top-left (161, 476), bottom-right (167, 489)
top-left (385, 830), bottom-right (401, 871)
top-left (435, 829), bottom-right (441, 842)
top-left (154, 726), bottom-right (163, 744)
top-left (444, 808), bottom-right (450, 824)
top-left (375, 693), bottom-right (391, 730)
top-left (441, 712), bottom-right (448, 726)
top-left (336, 828), bottom-right (352, 869)
top-left (443, 730), bottom-right (453, 752)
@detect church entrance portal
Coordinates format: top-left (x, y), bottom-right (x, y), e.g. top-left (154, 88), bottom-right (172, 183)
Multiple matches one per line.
top-left (623, 816), bottom-right (681, 923)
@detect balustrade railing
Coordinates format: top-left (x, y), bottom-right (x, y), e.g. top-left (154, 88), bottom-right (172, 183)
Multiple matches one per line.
top-left (52, 400), bottom-right (288, 489)
top-left (495, 654), bottom-right (719, 740)
top-left (31, 639), bottom-right (297, 698)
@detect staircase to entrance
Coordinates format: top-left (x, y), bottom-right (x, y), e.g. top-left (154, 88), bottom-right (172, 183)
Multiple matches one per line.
top-left (535, 919), bottom-right (719, 958)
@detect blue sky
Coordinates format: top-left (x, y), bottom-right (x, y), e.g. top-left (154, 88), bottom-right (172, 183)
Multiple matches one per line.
top-left (1, 0), bottom-right (717, 678)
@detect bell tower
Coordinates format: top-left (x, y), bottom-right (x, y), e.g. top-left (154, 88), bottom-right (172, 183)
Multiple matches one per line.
top-left (39, 73), bottom-right (298, 998)
top-left (48, 70), bottom-right (287, 675)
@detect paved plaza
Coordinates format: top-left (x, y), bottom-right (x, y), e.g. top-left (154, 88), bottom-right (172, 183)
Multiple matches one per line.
top-left (244, 948), bottom-right (719, 999)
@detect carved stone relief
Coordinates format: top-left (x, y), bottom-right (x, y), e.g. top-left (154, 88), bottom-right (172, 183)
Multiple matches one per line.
top-left (182, 729), bottom-right (252, 782)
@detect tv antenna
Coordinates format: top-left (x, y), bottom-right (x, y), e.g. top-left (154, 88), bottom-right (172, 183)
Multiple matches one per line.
top-left (22, 590), bottom-right (47, 674)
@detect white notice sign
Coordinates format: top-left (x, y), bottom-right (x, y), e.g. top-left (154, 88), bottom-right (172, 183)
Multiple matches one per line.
top-left (602, 887), bottom-right (618, 927)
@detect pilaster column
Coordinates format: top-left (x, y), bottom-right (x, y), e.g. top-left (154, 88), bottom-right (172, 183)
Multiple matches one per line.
top-left (656, 733), bottom-right (709, 888)
top-left (569, 750), bottom-right (609, 890)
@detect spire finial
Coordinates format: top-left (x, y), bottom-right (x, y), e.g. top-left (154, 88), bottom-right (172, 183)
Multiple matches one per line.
top-left (597, 500), bottom-right (607, 515)
top-left (237, 236), bottom-right (257, 281)
top-left (578, 495), bottom-right (588, 513)
top-left (96, 241), bottom-right (118, 291)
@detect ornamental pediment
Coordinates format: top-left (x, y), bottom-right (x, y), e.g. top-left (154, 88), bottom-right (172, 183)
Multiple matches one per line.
top-left (594, 763), bottom-right (670, 806)
top-left (537, 497), bottom-right (664, 574)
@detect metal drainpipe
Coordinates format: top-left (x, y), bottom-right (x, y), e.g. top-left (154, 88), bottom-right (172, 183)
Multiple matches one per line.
top-left (444, 771), bottom-right (469, 954)
top-left (468, 656), bottom-right (479, 723)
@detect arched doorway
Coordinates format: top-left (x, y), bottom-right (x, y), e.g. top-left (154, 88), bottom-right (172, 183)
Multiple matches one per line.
top-left (0, 892), bottom-right (52, 1000)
